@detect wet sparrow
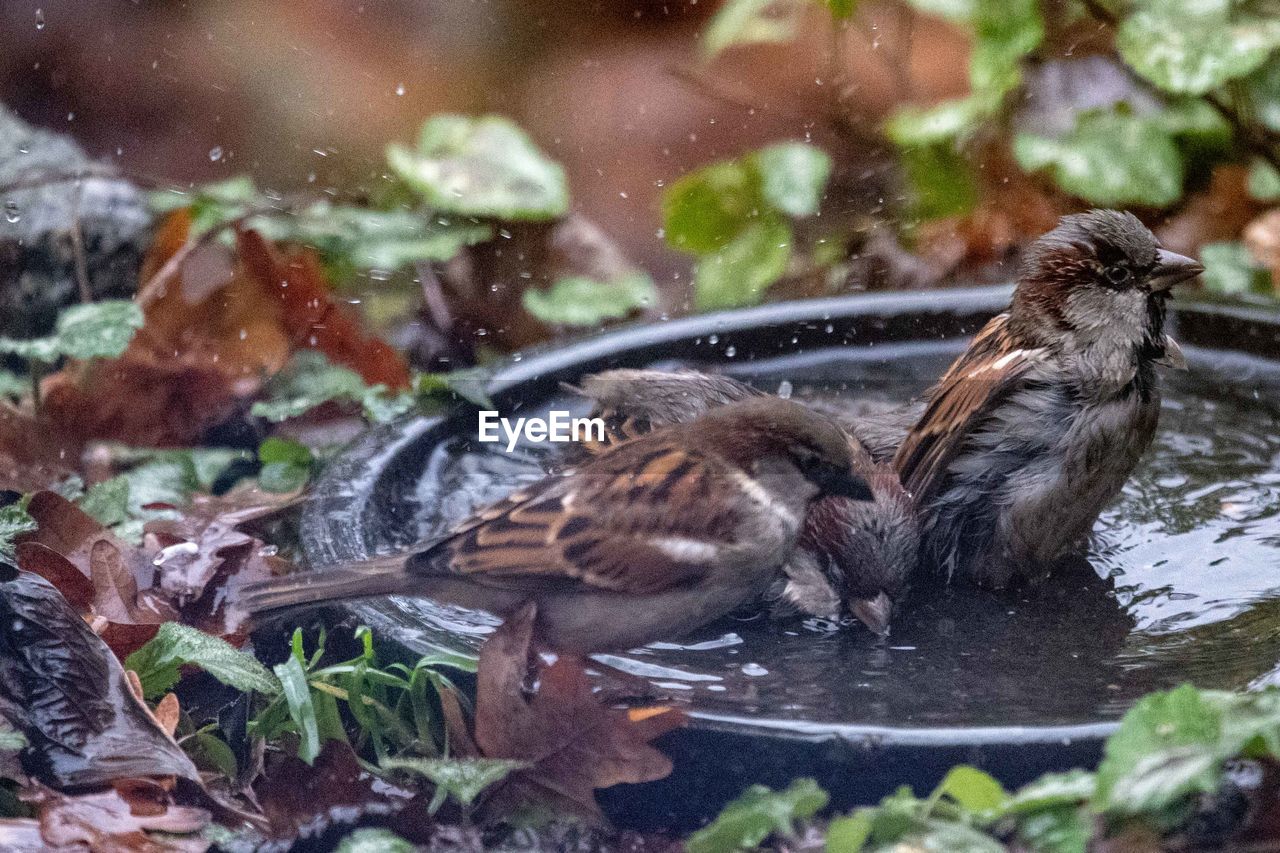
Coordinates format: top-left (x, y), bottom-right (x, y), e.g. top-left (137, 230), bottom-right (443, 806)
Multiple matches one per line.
top-left (240, 397), bottom-right (873, 653)
top-left (574, 368), bottom-right (916, 634)
top-left (894, 210), bottom-right (1202, 588)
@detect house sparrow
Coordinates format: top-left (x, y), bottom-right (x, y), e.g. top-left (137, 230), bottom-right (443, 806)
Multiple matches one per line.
top-left (239, 397), bottom-right (873, 653)
top-left (572, 368), bottom-right (917, 634)
top-left (894, 209), bottom-right (1202, 588)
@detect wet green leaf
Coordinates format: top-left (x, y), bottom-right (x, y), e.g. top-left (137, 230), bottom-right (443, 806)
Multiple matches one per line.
top-left (686, 778), bottom-right (828, 853)
top-left (77, 477), bottom-right (132, 529)
top-left (1199, 242), bottom-right (1271, 296)
top-left (252, 351), bottom-right (415, 424)
top-left (701, 0), bottom-right (809, 59)
top-left (382, 757), bottom-right (526, 807)
top-left (0, 300), bottom-right (143, 363)
top-left (0, 502), bottom-right (37, 562)
top-left (259, 462), bottom-right (310, 494)
top-left (1245, 61), bottom-right (1280, 133)
top-left (522, 272), bottom-right (657, 327)
top-left (126, 622), bottom-right (281, 699)
top-left (693, 217), bottom-right (792, 311)
top-left (887, 96), bottom-right (992, 147)
top-left (187, 731), bottom-right (238, 780)
top-left (275, 654), bottom-right (321, 764)
top-left (388, 114), bottom-right (568, 221)
top-left (1013, 110), bottom-right (1183, 207)
top-left (1117, 4), bottom-right (1280, 95)
top-left (1095, 684), bottom-right (1225, 820)
top-left (755, 142), bottom-right (832, 217)
top-left (1003, 770), bottom-right (1095, 815)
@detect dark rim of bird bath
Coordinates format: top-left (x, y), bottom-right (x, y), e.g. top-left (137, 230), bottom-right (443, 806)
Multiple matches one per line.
top-left (298, 284), bottom-right (1280, 755)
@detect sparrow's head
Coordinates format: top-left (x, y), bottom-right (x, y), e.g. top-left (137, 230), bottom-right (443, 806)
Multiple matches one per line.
top-left (699, 398), bottom-right (874, 501)
top-left (1013, 210), bottom-right (1201, 348)
top-left (800, 464), bottom-right (917, 635)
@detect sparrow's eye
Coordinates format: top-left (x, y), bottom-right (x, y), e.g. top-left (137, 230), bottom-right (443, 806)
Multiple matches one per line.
top-left (1105, 266), bottom-right (1132, 286)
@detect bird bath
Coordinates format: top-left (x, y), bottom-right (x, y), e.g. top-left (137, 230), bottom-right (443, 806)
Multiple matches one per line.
top-left (299, 285), bottom-right (1280, 831)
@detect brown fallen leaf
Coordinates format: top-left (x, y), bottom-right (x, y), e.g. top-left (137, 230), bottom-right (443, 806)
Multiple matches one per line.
top-left (27, 780), bottom-right (209, 853)
top-left (1158, 164), bottom-right (1269, 258)
top-left (1243, 208), bottom-right (1280, 291)
top-left (15, 490), bottom-right (289, 655)
top-left (473, 603), bottom-right (685, 822)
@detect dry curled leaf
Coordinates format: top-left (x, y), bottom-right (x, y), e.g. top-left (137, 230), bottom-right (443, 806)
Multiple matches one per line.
top-left (473, 603), bottom-right (686, 822)
top-left (27, 780), bottom-right (209, 853)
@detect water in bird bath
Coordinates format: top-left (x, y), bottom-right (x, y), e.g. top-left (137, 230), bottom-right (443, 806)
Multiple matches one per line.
top-left (314, 334), bottom-right (1280, 731)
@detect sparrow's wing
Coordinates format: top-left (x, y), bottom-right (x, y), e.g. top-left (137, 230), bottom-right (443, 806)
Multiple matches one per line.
top-left (410, 436), bottom-right (745, 595)
top-left (893, 314), bottom-right (1042, 501)
top-left (570, 369), bottom-right (762, 455)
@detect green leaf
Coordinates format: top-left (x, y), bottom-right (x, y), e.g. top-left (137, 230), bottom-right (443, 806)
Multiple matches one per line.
top-left (932, 766), bottom-right (1008, 816)
top-left (1117, 5), bottom-right (1280, 95)
top-left (275, 655), bottom-right (321, 764)
top-left (1095, 684), bottom-right (1226, 819)
top-left (1015, 805), bottom-right (1091, 853)
top-left (969, 0), bottom-right (1043, 94)
top-left (693, 217), bottom-right (793, 311)
top-left (701, 0), bottom-right (809, 59)
top-left (0, 502), bottom-right (37, 562)
top-left (252, 352), bottom-right (372, 422)
top-left (125, 622), bottom-right (281, 700)
top-left (825, 810), bottom-right (873, 852)
top-left (388, 114), bottom-right (568, 221)
top-left (335, 828), bottom-right (416, 853)
top-left (886, 96), bottom-right (992, 147)
top-left (382, 757), bottom-right (526, 807)
top-left (259, 462), bottom-right (310, 494)
top-left (187, 731), bottom-right (238, 780)
top-left (0, 300), bottom-right (143, 363)
top-left (0, 728), bottom-right (26, 753)
top-left (0, 370), bottom-right (26, 400)
top-left (755, 142), bottom-right (832, 217)
top-left (258, 437), bottom-right (313, 468)
top-left (893, 820), bottom-right (1006, 852)
top-left (77, 477), bottom-right (132, 529)
top-left (1247, 160), bottom-right (1280, 201)
top-left (686, 778), bottom-right (829, 853)
top-left (1003, 770), bottom-right (1095, 816)
top-left (1199, 242), bottom-right (1271, 296)
top-left (522, 272), bottom-right (657, 327)
top-left (1013, 110), bottom-right (1184, 207)
top-left (1245, 61), bottom-right (1280, 133)
top-left (899, 142), bottom-right (979, 220)
top-left (663, 160), bottom-right (762, 253)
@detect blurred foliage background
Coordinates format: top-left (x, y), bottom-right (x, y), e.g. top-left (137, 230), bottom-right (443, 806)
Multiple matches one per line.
top-left (3, 0), bottom-right (1280, 354)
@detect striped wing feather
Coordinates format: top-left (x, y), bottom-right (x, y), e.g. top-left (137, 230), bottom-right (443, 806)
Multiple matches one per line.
top-left (409, 438), bottom-right (744, 595)
top-left (893, 314), bottom-right (1040, 501)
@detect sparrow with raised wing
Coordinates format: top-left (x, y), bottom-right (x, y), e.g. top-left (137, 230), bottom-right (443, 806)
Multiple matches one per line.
top-left (240, 397), bottom-right (873, 652)
top-left (894, 209), bottom-right (1202, 587)
top-left (573, 368), bottom-right (917, 634)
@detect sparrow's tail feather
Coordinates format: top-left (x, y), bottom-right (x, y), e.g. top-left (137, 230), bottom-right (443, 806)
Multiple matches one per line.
top-left (237, 554), bottom-right (410, 619)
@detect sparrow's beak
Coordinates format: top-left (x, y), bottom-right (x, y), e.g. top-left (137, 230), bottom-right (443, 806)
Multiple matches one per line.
top-left (851, 591), bottom-right (893, 636)
top-left (819, 468), bottom-right (874, 501)
top-left (1148, 249), bottom-right (1203, 293)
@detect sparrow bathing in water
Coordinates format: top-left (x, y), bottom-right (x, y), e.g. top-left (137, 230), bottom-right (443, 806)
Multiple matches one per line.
top-left (573, 369), bottom-right (917, 634)
top-left (894, 209), bottom-right (1202, 588)
top-left (240, 397), bottom-right (873, 653)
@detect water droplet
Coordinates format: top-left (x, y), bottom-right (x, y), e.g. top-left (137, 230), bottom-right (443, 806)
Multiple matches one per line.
top-left (724, 345), bottom-right (736, 358)
top-left (4, 201), bottom-right (19, 223)
top-left (395, 82), bottom-right (405, 96)
top-left (740, 662), bottom-right (768, 676)
top-left (208, 145), bottom-right (223, 161)
top-left (777, 380), bottom-right (792, 399)
top-left (34, 8), bottom-right (44, 29)
top-left (708, 334), bottom-right (719, 345)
